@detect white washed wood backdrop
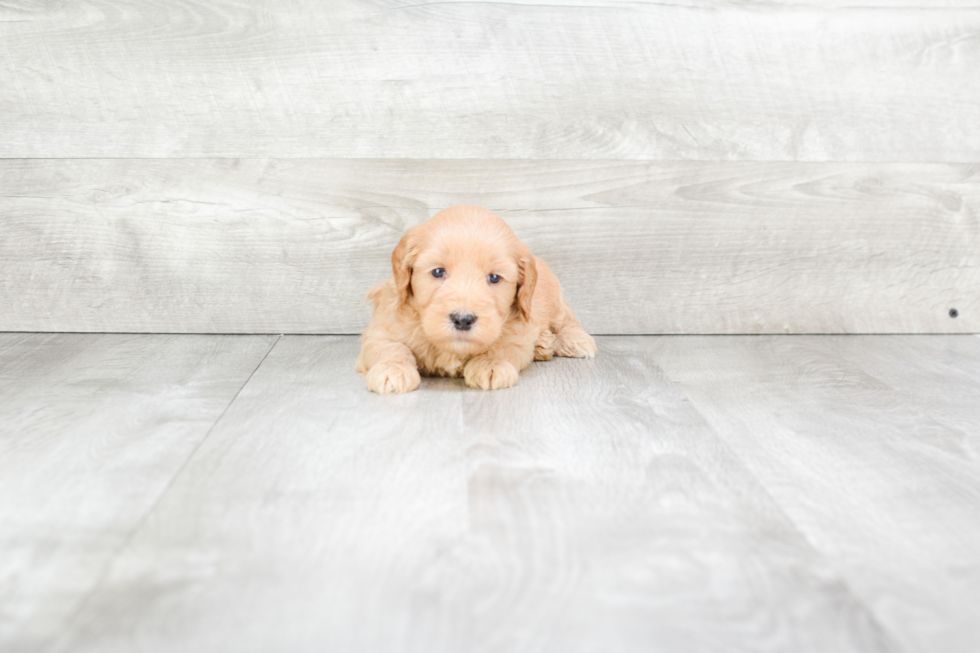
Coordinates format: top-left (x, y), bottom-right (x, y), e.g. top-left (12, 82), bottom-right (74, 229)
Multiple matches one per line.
top-left (1, 0), bottom-right (977, 333)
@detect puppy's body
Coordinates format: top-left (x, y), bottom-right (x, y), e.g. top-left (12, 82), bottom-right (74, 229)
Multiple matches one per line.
top-left (356, 205), bottom-right (595, 394)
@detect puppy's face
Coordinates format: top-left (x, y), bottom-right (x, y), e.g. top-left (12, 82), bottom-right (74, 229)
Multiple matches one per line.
top-left (391, 207), bottom-right (536, 357)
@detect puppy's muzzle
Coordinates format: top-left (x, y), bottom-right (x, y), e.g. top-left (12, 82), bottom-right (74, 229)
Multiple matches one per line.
top-left (450, 312), bottom-right (477, 331)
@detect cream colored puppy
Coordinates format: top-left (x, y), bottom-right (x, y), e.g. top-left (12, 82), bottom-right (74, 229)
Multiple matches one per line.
top-left (356, 204), bottom-right (596, 394)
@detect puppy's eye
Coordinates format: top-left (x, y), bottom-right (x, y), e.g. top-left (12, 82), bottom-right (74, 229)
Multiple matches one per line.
top-left (487, 273), bottom-right (501, 284)
top-left (431, 268), bottom-right (445, 278)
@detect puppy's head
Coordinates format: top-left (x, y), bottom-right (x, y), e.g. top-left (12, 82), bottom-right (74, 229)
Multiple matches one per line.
top-left (391, 205), bottom-right (536, 356)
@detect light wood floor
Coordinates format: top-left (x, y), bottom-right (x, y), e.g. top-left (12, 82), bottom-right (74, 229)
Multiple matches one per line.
top-left (2, 334), bottom-right (978, 653)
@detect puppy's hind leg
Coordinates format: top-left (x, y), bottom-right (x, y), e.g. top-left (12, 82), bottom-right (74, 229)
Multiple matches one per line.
top-left (554, 323), bottom-right (597, 358)
top-left (547, 285), bottom-right (596, 359)
top-left (534, 328), bottom-right (557, 361)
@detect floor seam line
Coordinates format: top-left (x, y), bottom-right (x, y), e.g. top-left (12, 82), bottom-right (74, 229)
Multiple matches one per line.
top-left (43, 333), bottom-right (282, 653)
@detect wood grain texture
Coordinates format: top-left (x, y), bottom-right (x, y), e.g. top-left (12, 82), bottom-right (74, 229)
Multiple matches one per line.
top-left (815, 335), bottom-right (980, 441)
top-left (2, 0), bottom-right (979, 160)
top-left (0, 333), bottom-right (277, 653)
top-left (2, 159), bottom-right (977, 334)
top-left (652, 334), bottom-right (980, 653)
top-left (48, 336), bottom-right (896, 653)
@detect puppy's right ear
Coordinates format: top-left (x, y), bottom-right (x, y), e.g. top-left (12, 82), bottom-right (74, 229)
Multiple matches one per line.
top-left (391, 226), bottom-right (420, 305)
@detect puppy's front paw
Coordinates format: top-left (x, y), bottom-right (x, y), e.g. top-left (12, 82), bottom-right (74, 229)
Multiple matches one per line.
top-left (366, 362), bottom-right (421, 394)
top-left (464, 357), bottom-right (519, 390)
top-left (555, 326), bottom-right (597, 358)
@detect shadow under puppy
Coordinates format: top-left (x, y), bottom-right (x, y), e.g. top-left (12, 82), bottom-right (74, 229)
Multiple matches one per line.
top-left (356, 204), bottom-right (596, 394)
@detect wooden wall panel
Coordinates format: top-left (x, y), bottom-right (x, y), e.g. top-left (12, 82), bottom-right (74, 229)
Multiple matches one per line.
top-left (1, 1), bottom-right (978, 160)
top-left (2, 159), bottom-right (976, 334)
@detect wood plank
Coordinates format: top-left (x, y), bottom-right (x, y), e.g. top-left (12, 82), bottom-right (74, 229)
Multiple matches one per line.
top-left (2, 1), bottom-right (979, 160)
top-left (0, 333), bottom-right (278, 653)
top-left (2, 159), bottom-right (977, 334)
top-left (813, 335), bottom-right (980, 440)
top-left (47, 335), bottom-right (897, 653)
top-left (652, 335), bottom-right (980, 653)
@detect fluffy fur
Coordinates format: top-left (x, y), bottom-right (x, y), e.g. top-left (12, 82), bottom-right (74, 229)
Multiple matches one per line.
top-left (356, 204), bottom-right (596, 394)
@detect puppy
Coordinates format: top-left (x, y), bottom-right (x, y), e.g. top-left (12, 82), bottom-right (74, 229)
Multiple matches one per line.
top-left (356, 204), bottom-right (596, 394)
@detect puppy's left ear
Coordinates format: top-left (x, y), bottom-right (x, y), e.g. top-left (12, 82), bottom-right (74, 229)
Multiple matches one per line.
top-left (516, 245), bottom-right (537, 322)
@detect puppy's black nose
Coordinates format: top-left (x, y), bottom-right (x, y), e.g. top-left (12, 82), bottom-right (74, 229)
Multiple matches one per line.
top-left (451, 312), bottom-right (477, 331)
